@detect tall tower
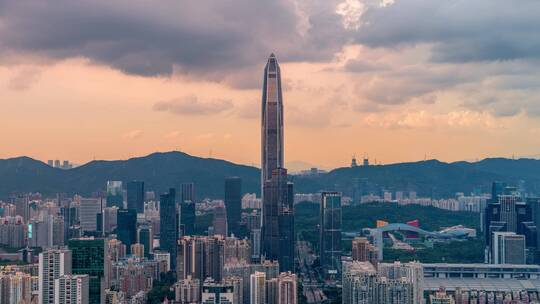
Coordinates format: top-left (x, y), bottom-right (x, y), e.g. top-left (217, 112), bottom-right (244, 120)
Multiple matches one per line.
top-left (261, 53), bottom-right (284, 188)
top-left (261, 54), bottom-right (294, 272)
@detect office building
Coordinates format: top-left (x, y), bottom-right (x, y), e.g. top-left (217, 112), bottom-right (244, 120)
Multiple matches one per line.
top-left (138, 224), bottom-right (152, 257)
top-left (262, 168), bottom-right (294, 272)
top-left (79, 198), bottom-right (102, 234)
top-left (225, 177), bottom-right (242, 236)
top-left (492, 232), bottom-right (526, 264)
top-left (116, 209), bottom-right (137, 254)
top-left (127, 181), bottom-right (145, 214)
top-left (484, 185), bottom-right (536, 263)
top-left (106, 181), bottom-right (123, 208)
top-left (250, 271), bottom-right (266, 304)
top-left (68, 238), bottom-right (106, 304)
top-left (39, 249), bottom-right (72, 304)
top-left (180, 201), bottom-right (196, 237)
top-left (181, 183), bottom-right (196, 203)
top-left (160, 188), bottom-right (178, 270)
top-left (278, 272), bottom-right (297, 304)
top-left (320, 192), bottom-right (342, 278)
top-left (54, 274), bottom-right (89, 304)
top-left (213, 204), bottom-right (228, 237)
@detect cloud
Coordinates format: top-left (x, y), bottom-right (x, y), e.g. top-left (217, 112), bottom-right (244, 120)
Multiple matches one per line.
top-left (363, 110), bottom-right (499, 130)
top-left (123, 129), bottom-right (143, 139)
top-left (7, 67), bottom-right (41, 91)
top-left (153, 96), bottom-right (233, 116)
top-left (349, 0), bottom-right (540, 63)
top-left (0, 0), bottom-right (345, 85)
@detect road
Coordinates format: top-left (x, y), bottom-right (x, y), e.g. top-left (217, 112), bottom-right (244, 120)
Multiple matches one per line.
top-left (297, 238), bottom-right (327, 304)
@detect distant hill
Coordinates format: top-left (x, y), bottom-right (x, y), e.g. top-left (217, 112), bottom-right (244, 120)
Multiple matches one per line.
top-left (0, 152), bottom-right (259, 199)
top-left (0, 152), bottom-right (539, 199)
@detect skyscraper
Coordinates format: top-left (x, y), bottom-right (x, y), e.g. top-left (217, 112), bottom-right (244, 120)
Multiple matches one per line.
top-left (492, 231), bottom-right (526, 264)
top-left (127, 181), bottom-right (145, 213)
top-left (261, 53), bottom-right (284, 189)
top-left (160, 188), bottom-right (178, 270)
top-left (39, 249), bottom-right (72, 304)
top-left (225, 177), bottom-right (242, 236)
top-left (260, 54), bottom-right (295, 272)
top-left (106, 181), bottom-right (123, 208)
top-left (181, 183), bottom-right (196, 203)
top-left (79, 198), bottom-right (102, 234)
top-left (68, 237), bottom-right (106, 304)
top-left (250, 271), bottom-right (266, 304)
top-left (213, 204), bottom-right (228, 237)
top-left (278, 272), bottom-right (297, 304)
top-left (54, 274), bottom-right (90, 304)
top-left (116, 209), bottom-right (137, 254)
top-left (320, 192), bottom-right (342, 278)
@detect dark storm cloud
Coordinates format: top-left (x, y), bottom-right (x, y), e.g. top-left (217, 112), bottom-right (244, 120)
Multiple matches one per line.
top-left (354, 0), bottom-right (540, 63)
top-left (0, 0), bottom-right (345, 81)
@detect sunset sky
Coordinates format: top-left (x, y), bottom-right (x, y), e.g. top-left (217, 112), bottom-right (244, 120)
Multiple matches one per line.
top-left (1, 0), bottom-right (540, 169)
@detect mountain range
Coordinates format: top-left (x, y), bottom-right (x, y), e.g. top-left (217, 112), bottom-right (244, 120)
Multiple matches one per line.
top-left (0, 151), bottom-right (539, 199)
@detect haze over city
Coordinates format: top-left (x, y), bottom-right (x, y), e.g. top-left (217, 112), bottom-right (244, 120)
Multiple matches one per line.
top-left (2, 1), bottom-right (540, 168)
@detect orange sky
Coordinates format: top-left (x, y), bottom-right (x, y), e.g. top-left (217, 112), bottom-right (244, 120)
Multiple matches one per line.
top-left (1, 1), bottom-right (540, 169)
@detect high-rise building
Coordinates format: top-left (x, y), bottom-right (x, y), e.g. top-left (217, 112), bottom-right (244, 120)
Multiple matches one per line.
top-left (0, 271), bottom-right (34, 303)
top-left (13, 194), bottom-right (29, 223)
top-left (68, 238), bottom-right (106, 304)
top-left (261, 53), bottom-right (284, 192)
top-left (201, 278), bottom-right (237, 304)
top-left (223, 276), bottom-right (243, 304)
top-left (320, 192), bottom-right (342, 278)
top-left (106, 181), bottom-right (123, 208)
top-left (213, 204), bottom-right (228, 237)
top-left (277, 272), bottom-right (297, 304)
top-left (260, 54), bottom-right (295, 273)
top-left (79, 198), bottom-right (103, 234)
top-left (224, 236), bottom-right (251, 264)
top-left (174, 275), bottom-right (200, 304)
top-left (39, 249), bottom-right (72, 304)
top-left (483, 186), bottom-right (536, 263)
top-left (266, 277), bottom-right (278, 304)
top-left (351, 237), bottom-right (378, 266)
top-left (54, 274), bottom-right (89, 304)
top-left (180, 201), bottom-right (196, 237)
top-left (160, 188), bottom-right (178, 270)
top-left (250, 271), bottom-right (266, 304)
top-left (127, 181), bottom-right (145, 214)
top-left (492, 231), bottom-right (526, 264)
top-left (262, 168), bottom-right (294, 272)
top-left (177, 235), bottom-right (227, 282)
top-left (116, 209), bottom-right (137, 254)
top-left (342, 261), bottom-right (422, 304)
top-left (131, 243), bottom-right (145, 258)
top-left (225, 177), bottom-right (242, 236)
top-left (181, 183), bottom-right (196, 203)
top-left (138, 224), bottom-right (152, 257)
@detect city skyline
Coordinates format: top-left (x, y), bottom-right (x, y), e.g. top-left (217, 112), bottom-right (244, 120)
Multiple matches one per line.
top-left (2, 1), bottom-right (540, 167)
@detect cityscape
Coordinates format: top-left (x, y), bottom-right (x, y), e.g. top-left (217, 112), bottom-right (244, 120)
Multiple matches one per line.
top-left (1, 1), bottom-right (540, 304)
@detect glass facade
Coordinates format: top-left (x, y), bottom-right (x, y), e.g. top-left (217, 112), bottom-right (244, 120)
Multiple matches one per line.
top-left (68, 238), bottom-right (105, 304)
